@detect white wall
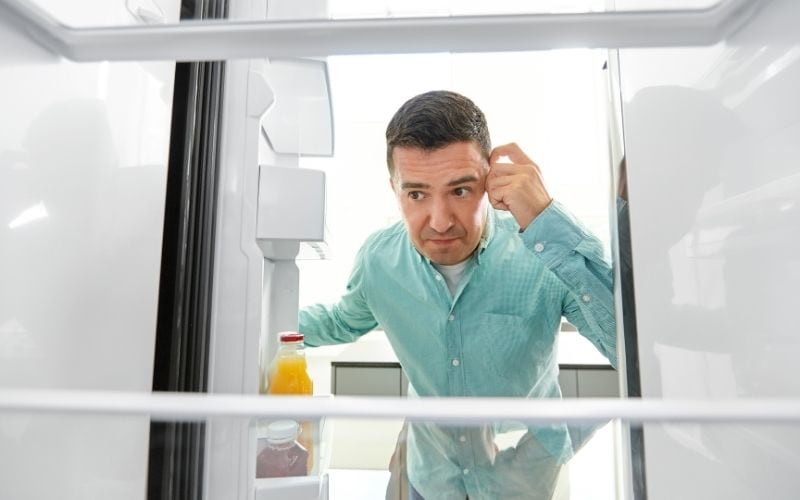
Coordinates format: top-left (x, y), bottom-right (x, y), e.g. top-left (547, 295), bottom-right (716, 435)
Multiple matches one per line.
top-left (0, 1), bottom-right (179, 498)
top-left (618, 0), bottom-right (800, 498)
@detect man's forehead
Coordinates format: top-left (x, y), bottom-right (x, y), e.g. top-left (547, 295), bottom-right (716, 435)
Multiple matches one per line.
top-left (391, 143), bottom-right (487, 185)
top-left (398, 173), bottom-right (481, 188)
top-left (392, 142), bottom-right (485, 162)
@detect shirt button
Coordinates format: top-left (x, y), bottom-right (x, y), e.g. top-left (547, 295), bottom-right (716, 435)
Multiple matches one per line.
top-left (452, 358), bottom-right (460, 367)
top-left (463, 468), bottom-right (470, 475)
top-left (582, 294), bottom-right (591, 303)
top-left (448, 314), bottom-right (455, 321)
top-left (435, 275), bottom-right (442, 281)
top-left (459, 435), bottom-right (467, 443)
top-left (534, 242), bottom-right (545, 252)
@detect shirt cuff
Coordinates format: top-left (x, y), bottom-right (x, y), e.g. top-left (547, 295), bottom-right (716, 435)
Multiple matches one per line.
top-left (519, 200), bottom-right (587, 267)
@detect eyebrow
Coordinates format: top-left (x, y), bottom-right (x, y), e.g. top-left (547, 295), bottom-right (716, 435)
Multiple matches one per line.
top-left (447, 175), bottom-right (480, 187)
top-left (400, 175), bottom-right (479, 190)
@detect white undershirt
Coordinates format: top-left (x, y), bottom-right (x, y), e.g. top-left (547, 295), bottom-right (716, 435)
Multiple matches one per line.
top-left (432, 260), bottom-right (469, 297)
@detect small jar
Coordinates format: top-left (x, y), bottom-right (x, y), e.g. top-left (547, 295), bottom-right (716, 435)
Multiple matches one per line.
top-left (256, 420), bottom-right (309, 478)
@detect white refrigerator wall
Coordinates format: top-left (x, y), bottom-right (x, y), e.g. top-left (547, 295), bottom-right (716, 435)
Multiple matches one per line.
top-left (0, 1), bottom-right (179, 498)
top-left (618, 0), bottom-right (800, 498)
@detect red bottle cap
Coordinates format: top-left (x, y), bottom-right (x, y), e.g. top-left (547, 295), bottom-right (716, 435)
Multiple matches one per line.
top-left (279, 331), bottom-right (304, 343)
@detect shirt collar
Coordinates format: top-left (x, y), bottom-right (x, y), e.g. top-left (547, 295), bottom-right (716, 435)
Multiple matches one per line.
top-left (475, 206), bottom-right (495, 265)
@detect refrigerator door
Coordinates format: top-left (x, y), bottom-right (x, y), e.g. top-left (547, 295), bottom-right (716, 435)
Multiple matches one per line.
top-left (0, 0), bottom-right (180, 498)
top-left (616, 0), bottom-right (800, 498)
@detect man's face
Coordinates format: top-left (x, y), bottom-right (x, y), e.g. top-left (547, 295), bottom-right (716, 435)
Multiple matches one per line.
top-left (391, 141), bottom-right (489, 265)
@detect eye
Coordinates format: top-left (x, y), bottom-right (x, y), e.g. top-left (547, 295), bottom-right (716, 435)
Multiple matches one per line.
top-left (408, 191), bottom-right (424, 201)
top-left (453, 187), bottom-right (470, 197)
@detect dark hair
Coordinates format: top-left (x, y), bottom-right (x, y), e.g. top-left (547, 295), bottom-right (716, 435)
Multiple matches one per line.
top-left (385, 90), bottom-right (491, 174)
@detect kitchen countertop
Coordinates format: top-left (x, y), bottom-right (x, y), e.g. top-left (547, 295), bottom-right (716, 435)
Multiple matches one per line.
top-left (330, 329), bottom-right (613, 367)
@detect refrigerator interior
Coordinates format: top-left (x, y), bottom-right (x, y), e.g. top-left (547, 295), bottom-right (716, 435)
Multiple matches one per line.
top-left (1, 0), bottom-right (799, 499)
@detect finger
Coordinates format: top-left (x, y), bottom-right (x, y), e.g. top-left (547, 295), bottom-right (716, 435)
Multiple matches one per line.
top-left (486, 167), bottom-right (525, 191)
top-left (488, 195), bottom-right (509, 211)
top-left (489, 165), bottom-right (542, 190)
top-left (486, 182), bottom-right (513, 210)
top-left (487, 162), bottom-right (519, 179)
top-left (489, 143), bottom-right (533, 166)
top-left (485, 172), bottom-right (517, 190)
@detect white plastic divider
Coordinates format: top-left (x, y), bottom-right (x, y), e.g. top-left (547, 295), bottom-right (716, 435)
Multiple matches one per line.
top-left (0, 0), bottom-right (767, 62)
top-left (1, 389), bottom-right (800, 424)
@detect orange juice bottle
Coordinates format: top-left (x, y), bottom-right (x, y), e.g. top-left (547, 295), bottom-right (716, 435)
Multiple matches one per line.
top-left (267, 332), bottom-right (314, 473)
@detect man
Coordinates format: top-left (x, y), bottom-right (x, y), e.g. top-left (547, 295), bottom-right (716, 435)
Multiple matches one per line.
top-left (299, 90), bottom-right (616, 499)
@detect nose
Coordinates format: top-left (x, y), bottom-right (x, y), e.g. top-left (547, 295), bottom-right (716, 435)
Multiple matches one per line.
top-left (428, 196), bottom-right (454, 234)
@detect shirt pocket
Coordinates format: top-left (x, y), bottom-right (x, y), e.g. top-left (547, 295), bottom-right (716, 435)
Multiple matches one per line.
top-left (471, 313), bottom-right (545, 384)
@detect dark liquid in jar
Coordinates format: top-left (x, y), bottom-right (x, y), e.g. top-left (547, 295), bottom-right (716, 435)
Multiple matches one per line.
top-left (256, 438), bottom-right (309, 478)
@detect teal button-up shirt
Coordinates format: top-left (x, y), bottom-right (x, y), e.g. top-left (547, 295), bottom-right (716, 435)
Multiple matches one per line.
top-left (299, 200), bottom-right (617, 498)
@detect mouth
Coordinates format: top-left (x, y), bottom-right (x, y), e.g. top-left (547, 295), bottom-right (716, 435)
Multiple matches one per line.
top-left (428, 238), bottom-right (458, 245)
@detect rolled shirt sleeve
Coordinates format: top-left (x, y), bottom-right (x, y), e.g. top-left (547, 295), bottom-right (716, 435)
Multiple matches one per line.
top-left (299, 238), bottom-right (379, 347)
top-left (519, 200), bottom-right (618, 368)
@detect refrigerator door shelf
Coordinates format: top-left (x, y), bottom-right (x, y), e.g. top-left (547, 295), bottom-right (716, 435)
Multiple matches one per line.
top-left (254, 415), bottom-right (332, 500)
top-left (254, 474), bottom-right (329, 500)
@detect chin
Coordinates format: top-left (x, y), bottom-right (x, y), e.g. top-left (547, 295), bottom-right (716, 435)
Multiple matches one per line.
top-left (429, 253), bottom-right (464, 266)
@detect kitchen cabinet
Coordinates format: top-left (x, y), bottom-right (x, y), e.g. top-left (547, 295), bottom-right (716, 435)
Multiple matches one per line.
top-left (331, 331), bottom-right (618, 398)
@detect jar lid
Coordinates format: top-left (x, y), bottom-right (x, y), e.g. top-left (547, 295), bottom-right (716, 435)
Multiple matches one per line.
top-left (278, 331), bottom-right (304, 343)
top-left (266, 420), bottom-right (299, 443)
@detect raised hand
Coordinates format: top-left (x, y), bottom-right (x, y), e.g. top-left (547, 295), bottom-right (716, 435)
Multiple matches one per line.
top-left (486, 143), bottom-right (552, 231)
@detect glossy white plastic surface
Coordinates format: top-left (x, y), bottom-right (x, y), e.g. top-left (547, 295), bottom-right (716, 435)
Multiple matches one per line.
top-left (207, 48), bottom-right (330, 495)
top-left (257, 166), bottom-right (326, 242)
top-left (261, 59), bottom-right (334, 156)
top-left (0, 1), bottom-right (178, 498)
top-left (618, 0), bottom-right (800, 497)
top-left (0, 0), bottom-right (767, 61)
